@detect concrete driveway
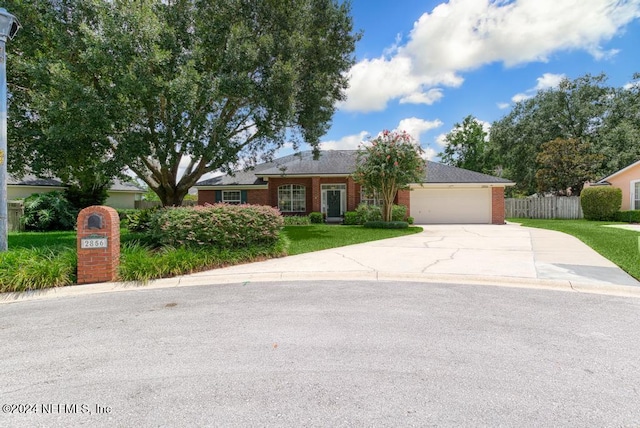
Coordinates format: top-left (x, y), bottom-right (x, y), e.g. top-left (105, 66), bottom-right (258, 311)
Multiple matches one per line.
top-left (3, 223), bottom-right (638, 304)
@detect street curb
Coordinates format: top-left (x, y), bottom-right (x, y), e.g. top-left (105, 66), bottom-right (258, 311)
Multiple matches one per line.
top-left (2, 271), bottom-right (639, 305)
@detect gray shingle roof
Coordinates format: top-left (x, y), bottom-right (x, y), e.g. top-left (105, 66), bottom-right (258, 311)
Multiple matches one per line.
top-left (196, 150), bottom-right (513, 186)
top-left (424, 161), bottom-right (512, 184)
top-left (8, 174), bottom-right (145, 192)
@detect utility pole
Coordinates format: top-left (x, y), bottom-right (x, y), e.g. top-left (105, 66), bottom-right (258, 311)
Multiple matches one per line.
top-left (0, 8), bottom-right (20, 252)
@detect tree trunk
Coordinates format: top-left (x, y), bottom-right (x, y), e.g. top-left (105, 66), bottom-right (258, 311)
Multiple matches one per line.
top-left (159, 185), bottom-right (190, 207)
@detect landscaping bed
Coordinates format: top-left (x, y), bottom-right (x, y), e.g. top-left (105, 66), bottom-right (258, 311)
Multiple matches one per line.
top-left (2, 224), bottom-right (421, 293)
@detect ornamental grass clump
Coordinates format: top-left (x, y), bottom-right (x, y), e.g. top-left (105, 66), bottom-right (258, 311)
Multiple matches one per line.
top-left (147, 204), bottom-right (284, 248)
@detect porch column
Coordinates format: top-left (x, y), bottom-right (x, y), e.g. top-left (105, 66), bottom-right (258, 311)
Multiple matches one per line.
top-left (347, 177), bottom-right (357, 211)
top-left (311, 177), bottom-right (321, 212)
top-left (491, 187), bottom-right (505, 224)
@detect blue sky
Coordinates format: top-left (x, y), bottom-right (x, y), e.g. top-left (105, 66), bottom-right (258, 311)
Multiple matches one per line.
top-left (304, 0), bottom-right (640, 161)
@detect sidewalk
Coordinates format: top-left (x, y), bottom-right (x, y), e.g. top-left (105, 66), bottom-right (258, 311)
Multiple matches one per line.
top-left (2, 224), bottom-right (640, 304)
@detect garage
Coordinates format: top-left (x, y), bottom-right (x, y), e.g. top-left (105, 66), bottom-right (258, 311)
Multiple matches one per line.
top-left (410, 186), bottom-right (492, 224)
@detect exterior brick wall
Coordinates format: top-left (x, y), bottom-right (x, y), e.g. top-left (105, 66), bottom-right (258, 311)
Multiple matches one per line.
top-left (396, 189), bottom-right (411, 217)
top-left (198, 190), bottom-right (216, 205)
top-left (76, 206), bottom-right (120, 284)
top-left (247, 189), bottom-right (268, 206)
top-left (491, 187), bottom-right (506, 224)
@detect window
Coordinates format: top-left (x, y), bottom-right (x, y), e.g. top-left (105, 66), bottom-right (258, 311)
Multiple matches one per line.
top-left (360, 188), bottom-right (381, 206)
top-left (634, 181), bottom-right (640, 210)
top-left (222, 190), bottom-right (241, 204)
top-left (278, 185), bottom-right (306, 212)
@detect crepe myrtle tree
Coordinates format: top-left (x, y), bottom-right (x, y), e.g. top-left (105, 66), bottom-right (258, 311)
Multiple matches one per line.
top-left (353, 130), bottom-right (426, 222)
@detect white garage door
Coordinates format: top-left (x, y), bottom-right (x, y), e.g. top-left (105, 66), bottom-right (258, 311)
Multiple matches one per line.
top-left (410, 187), bottom-right (491, 224)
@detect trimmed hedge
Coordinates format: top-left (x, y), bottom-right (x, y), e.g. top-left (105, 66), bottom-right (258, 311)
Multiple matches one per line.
top-left (391, 204), bottom-right (407, 221)
top-left (309, 212), bottom-right (324, 224)
top-left (580, 186), bottom-right (622, 221)
top-left (126, 207), bottom-right (161, 232)
top-left (147, 204), bottom-right (284, 248)
top-left (363, 221), bottom-right (409, 229)
top-left (353, 204), bottom-right (408, 224)
top-left (613, 210), bottom-right (640, 223)
top-left (343, 211), bottom-right (359, 225)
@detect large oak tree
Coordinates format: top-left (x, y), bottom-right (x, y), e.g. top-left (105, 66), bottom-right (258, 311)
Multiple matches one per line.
top-left (7, 0), bottom-right (359, 205)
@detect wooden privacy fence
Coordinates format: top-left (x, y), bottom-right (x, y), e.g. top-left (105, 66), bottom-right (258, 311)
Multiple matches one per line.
top-left (134, 200), bottom-right (197, 209)
top-left (505, 196), bottom-right (583, 219)
top-left (8, 200), bottom-right (24, 232)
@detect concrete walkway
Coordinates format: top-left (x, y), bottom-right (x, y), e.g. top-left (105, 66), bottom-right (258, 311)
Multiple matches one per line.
top-left (2, 224), bottom-right (640, 303)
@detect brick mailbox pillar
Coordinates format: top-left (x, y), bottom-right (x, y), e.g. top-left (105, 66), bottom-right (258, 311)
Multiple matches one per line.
top-left (77, 206), bottom-right (120, 284)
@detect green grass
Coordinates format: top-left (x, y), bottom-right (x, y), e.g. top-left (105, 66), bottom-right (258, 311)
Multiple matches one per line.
top-left (3, 224), bottom-right (418, 291)
top-left (8, 230), bottom-right (77, 249)
top-left (283, 224), bottom-right (422, 256)
top-left (510, 218), bottom-right (640, 280)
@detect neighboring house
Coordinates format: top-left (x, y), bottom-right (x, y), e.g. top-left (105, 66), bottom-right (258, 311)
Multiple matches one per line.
top-left (7, 174), bottom-right (145, 209)
top-left (195, 150), bottom-right (514, 224)
top-left (594, 160), bottom-right (640, 211)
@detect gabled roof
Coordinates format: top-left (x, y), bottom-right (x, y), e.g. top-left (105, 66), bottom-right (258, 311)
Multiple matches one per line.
top-left (196, 150), bottom-right (513, 187)
top-left (597, 159), bottom-right (640, 183)
top-left (8, 174), bottom-right (145, 193)
top-left (423, 161), bottom-right (512, 184)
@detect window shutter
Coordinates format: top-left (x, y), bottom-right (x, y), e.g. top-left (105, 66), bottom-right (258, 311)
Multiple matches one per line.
top-left (215, 190), bottom-right (222, 203)
top-left (241, 190), bottom-right (248, 204)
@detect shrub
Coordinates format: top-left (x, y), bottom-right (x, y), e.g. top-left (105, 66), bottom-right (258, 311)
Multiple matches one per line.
top-left (283, 215), bottom-right (311, 226)
top-left (126, 207), bottom-right (161, 232)
top-left (0, 247), bottom-right (76, 292)
top-left (343, 211), bottom-right (359, 225)
top-left (146, 204), bottom-right (284, 248)
top-left (21, 191), bottom-right (78, 231)
top-left (355, 203), bottom-right (382, 224)
top-left (407, 216), bottom-right (414, 225)
top-left (391, 204), bottom-right (407, 221)
top-left (580, 186), bottom-right (622, 221)
top-left (363, 221), bottom-right (409, 229)
top-left (64, 183), bottom-right (109, 210)
top-left (118, 235), bottom-right (288, 282)
top-left (613, 210), bottom-right (640, 223)
top-left (309, 212), bottom-right (324, 224)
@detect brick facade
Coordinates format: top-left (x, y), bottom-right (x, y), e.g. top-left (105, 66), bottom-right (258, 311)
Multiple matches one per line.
top-left (76, 206), bottom-right (120, 284)
top-left (491, 187), bottom-right (505, 224)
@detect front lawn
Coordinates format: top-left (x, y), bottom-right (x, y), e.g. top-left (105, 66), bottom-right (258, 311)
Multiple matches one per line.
top-left (2, 224), bottom-right (421, 292)
top-left (283, 224), bottom-right (422, 255)
top-left (510, 218), bottom-right (640, 280)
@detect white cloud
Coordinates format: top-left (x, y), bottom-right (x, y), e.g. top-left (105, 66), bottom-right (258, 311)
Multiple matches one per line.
top-left (320, 130), bottom-right (369, 150)
top-left (434, 133), bottom-right (448, 147)
top-left (511, 93), bottom-right (530, 103)
top-left (624, 80), bottom-right (640, 90)
top-left (534, 73), bottom-right (566, 90)
top-left (342, 0), bottom-right (640, 113)
top-left (497, 102), bottom-right (511, 109)
top-left (422, 147), bottom-right (439, 161)
top-left (341, 56), bottom-right (459, 111)
top-left (511, 72), bottom-right (566, 102)
top-left (395, 117), bottom-right (443, 143)
top-left (399, 88), bottom-right (444, 105)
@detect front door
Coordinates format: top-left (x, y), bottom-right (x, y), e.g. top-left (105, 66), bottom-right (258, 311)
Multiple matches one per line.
top-left (327, 190), bottom-right (341, 217)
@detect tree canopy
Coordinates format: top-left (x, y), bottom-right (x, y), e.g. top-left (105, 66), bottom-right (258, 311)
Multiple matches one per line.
top-left (489, 73), bottom-right (639, 195)
top-left (535, 138), bottom-right (603, 196)
top-left (353, 130), bottom-right (426, 222)
top-left (438, 115), bottom-right (494, 174)
top-left (7, 0), bottom-right (360, 205)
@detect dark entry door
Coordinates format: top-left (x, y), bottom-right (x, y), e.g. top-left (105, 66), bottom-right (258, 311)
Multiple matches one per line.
top-left (327, 190), bottom-right (341, 217)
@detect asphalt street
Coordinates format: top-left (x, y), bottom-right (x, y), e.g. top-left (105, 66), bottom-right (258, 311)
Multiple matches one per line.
top-left (2, 280), bottom-right (640, 427)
